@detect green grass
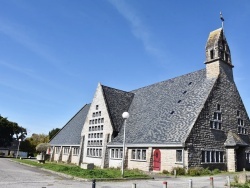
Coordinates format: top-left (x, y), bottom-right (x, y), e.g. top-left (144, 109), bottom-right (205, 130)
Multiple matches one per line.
top-left (12, 159), bottom-right (149, 179)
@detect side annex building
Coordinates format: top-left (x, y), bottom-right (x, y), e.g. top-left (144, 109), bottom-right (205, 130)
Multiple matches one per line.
top-left (50, 27), bottom-right (250, 172)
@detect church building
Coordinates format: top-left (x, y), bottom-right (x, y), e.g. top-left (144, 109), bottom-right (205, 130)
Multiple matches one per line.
top-left (49, 27), bottom-right (250, 172)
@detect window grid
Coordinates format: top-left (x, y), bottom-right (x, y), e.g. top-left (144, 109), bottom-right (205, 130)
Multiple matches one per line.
top-left (210, 104), bottom-right (222, 130)
top-left (110, 148), bottom-right (123, 159)
top-left (238, 117), bottom-right (247, 135)
top-left (131, 149), bottom-right (146, 161)
top-left (87, 148), bottom-right (102, 157)
top-left (63, 147), bottom-right (70, 155)
top-left (201, 150), bottom-right (224, 163)
top-left (72, 147), bottom-right (80, 155)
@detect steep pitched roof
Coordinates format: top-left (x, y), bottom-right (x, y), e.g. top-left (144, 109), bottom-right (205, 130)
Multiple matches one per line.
top-left (206, 28), bottom-right (222, 50)
top-left (224, 131), bottom-right (248, 147)
top-left (102, 85), bottom-right (134, 133)
top-left (110, 69), bottom-right (217, 145)
top-left (50, 104), bottom-right (90, 145)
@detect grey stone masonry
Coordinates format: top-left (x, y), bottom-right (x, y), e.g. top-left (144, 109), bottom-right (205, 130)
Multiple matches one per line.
top-left (185, 61), bottom-right (250, 170)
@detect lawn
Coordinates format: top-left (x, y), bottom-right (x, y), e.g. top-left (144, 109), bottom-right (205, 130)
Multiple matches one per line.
top-left (12, 159), bottom-right (149, 179)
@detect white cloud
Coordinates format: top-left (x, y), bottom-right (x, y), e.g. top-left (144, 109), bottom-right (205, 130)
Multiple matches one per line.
top-left (108, 0), bottom-right (167, 64)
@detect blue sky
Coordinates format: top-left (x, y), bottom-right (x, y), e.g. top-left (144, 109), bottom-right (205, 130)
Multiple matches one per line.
top-left (1, 0), bottom-right (250, 137)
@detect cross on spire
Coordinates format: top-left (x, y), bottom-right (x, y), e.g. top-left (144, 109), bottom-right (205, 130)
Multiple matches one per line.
top-left (220, 12), bottom-right (225, 29)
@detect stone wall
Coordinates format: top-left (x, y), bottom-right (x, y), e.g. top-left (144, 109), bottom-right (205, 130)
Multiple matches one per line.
top-left (186, 63), bottom-right (250, 171)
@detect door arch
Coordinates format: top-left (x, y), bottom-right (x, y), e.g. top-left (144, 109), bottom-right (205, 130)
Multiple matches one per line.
top-left (153, 149), bottom-right (161, 171)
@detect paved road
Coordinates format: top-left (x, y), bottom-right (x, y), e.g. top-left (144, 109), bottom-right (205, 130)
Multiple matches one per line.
top-left (0, 158), bottom-right (233, 188)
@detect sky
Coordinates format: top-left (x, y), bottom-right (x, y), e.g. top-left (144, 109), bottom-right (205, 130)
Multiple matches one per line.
top-left (1, 0), bottom-right (250, 137)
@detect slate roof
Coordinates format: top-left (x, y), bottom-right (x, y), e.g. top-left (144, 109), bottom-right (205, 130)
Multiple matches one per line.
top-left (224, 131), bottom-right (248, 147)
top-left (50, 104), bottom-right (90, 145)
top-left (109, 69), bottom-right (217, 146)
top-left (102, 85), bottom-right (134, 133)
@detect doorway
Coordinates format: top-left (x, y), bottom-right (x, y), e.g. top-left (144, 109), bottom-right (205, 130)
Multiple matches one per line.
top-left (153, 149), bottom-right (161, 171)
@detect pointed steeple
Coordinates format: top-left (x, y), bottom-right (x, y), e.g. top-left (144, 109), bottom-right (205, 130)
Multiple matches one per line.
top-left (205, 28), bottom-right (234, 80)
top-left (205, 28), bottom-right (233, 66)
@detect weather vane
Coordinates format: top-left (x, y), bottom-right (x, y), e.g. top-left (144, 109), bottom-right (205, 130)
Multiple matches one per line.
top-left (220, 12), bottom-right (225, 29)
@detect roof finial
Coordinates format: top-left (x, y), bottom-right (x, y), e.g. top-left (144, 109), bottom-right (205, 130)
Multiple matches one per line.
top-left (220, 11), bottom-right (225, 29)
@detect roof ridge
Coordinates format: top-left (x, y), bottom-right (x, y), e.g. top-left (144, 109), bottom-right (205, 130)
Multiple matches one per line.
top-left (131, 68), bottom-right (205, 93)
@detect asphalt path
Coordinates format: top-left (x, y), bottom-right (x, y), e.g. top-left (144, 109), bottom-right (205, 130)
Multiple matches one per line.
top-left (0, 158), bottom-right (233, 188)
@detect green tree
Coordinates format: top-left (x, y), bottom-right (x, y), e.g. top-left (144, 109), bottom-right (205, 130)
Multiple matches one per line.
top-left (20, 133), bottom-right (49, 155)
top-left (48, 128), bottom-right (60, 140)
top-left (0, 115), bottom-right (27, 147)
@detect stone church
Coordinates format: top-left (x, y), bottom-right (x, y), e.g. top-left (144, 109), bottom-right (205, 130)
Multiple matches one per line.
top-left (49, 27), bottom-right (250, 172)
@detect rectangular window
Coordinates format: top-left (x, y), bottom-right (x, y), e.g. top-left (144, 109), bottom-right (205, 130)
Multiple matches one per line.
top-left (131, 150), bottom-right (136, 159)
top-left (176, 150), bottom-right (183, 162)
top-left (210, 50), bottom-right (214, 59)
top-left (110, 148), bottom-right (123, 159)
top-left (217, 104), bottom-right (221, 111)
top-left (238, 118), bottom-right (247, 134)
top-left (96, 105), bottom-right (99, 110)
top-left (130, 149), bottom-right (146, 161)
top-left (63, 147), bottom-right (70, 155)
top-left (72, 147), bottom-right (79, 155)
top-left (55, 147), bottom-right (60, 154)
top-left (202, 150), bottom-right (224, 163)
top-left (237, 110), bottom-right (240, 117)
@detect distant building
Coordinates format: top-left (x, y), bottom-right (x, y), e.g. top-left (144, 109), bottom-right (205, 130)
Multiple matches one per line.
top-left (50, 27), bottom-right (250, 172)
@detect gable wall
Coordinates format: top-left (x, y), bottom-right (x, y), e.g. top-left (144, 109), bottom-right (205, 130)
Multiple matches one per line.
top-left (186, 67), bottom-right (250, 170)
top-left (81, 84), bottom-right (114, 167)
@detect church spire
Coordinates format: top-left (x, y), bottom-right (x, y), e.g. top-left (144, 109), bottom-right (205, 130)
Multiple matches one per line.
top-left (205, 26), bottom-right (234, 81)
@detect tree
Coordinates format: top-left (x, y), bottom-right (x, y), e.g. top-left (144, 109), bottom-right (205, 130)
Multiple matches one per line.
top-left (48, 128), bottom-right (60, 140)
top-left (0, 115), bottom-right (27, 147)
top-left (36, 143), bottom-right (50, 154)
top-left (20, 133), bottom-right (49, 155)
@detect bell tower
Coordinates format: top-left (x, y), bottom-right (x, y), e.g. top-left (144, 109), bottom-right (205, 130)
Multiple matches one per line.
top-left (205, 28), bottom-right (234, 81)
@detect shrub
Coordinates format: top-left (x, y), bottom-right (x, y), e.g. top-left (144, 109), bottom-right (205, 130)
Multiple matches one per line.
top-left (187, 167), bottom-right (213, 176)
top-left (188, 167), bottom-right (202, 176)
top-left (36, 143), bottom-right (50, 153)
top-left (212, 168), bottom-right (220, 174)
top-left (162, 170), bottom-right (169, 174)
top-left (171, 167), bottom-right (186, 175)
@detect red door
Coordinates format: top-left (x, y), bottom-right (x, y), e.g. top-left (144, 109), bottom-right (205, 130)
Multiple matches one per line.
top-left (153, 149), bottom-right (161, 171)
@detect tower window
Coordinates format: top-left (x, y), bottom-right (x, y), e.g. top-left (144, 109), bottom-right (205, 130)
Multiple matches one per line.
top-left (237, 110), bottom-right (240, 117)
top-left (217, 104), bottom-right (221, 111)
top-left (96, 105), bottom-right (99, 110)
top-left (210, 50), bottom-right (214, 59)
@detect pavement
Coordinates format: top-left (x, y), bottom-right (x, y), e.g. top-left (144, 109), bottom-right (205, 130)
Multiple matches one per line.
top-left (0, 158), bottom-right (238, 188)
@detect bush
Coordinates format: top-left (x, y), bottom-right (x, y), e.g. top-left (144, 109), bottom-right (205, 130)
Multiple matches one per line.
top-left (188, 167), bottom-right (203, 176)
top-left (36, 143), bottom-right (50, 153)
top-left (171, 167), bottom-right (186, 175)
top-left (187, 167), bottom-right (220, 176)
top-left (212, 168), bottom-right (220, 175)
top-left (162, 170), bottom-right (169, 174)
